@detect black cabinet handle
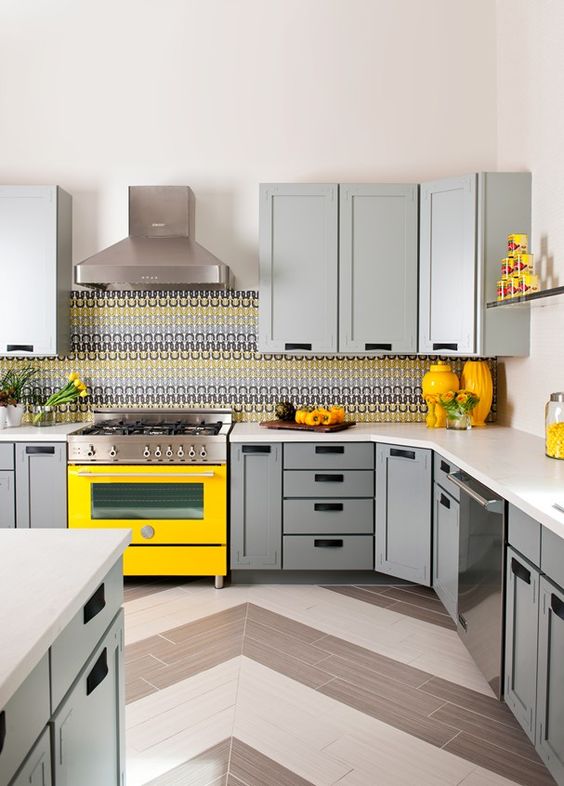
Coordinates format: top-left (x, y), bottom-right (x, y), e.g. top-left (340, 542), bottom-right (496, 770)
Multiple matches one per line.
top-left (314, 503), bottom-right (344, 512)
top-left (390, 448), bottom-right (415, 460)
top-left (242, 445), bottom-right (271, 454)
top-left (83, 582), bottom-right (106, 625)
top-left (433, 343), bottom-right (458, 351)
top-left (551, 593), bottom-right (564, 621)
top-left (315, 446), bottom-right (344, 454)
top-left (285, 343), bottom-right (312, 351)
top-left (365, 343), bottom-right (392, 351)
top-left (26, 446), bottom-right (55, 455)
top-left (86, 648), bottom-right (109, 696)
top-left (314, 473), bottom-right (344, 483)
top-left (440, 460), bottom-right (450, 474)
top-left (6, 344), bottom-right (33, 353)
top-left (0, 711), bottom-right (5, 756)
top-left (314, 539), bottom-right (343, 548)
top-left (440, 493), bottom-right (451, 509)
top-left (511, 557), bottom-right (531, 585)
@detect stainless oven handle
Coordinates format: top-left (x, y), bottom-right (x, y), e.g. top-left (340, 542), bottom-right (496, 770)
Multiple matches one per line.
top-left (447, 472), bottom-right (503, 513)
top-left (72, 471), bottom-right (215, 478)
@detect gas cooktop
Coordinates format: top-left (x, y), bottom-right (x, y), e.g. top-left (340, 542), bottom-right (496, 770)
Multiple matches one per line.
top-left (80, 419), bottom-right (224, 437)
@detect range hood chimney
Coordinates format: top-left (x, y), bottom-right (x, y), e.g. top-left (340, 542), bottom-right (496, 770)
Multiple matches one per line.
top-left (75, 186), bottom-right (231, 290)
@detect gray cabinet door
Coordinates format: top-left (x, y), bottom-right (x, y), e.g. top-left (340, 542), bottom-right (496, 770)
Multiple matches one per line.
top-left (10, 727), bottom-right (52, 786)
top-left (258, 183), bottom-right (338, 354)
top-left (339, 184), bottom-right (418, 354)
top-left (0, 470), bottom-right (15, 528)
top-left (231, 444), bottom-right (282, 569)
top-left (375, 444), bottom-right (432, 585)
top-left (15, 443), bottom-right (67, 528)
top-left (432, 485), bottom-right (459, 622)
top-left (536, 576), bottom-right (564, 783)
top-left (52, 610), bottom-right (124, 786)
top-left (419, 175), bottom-right (476, 355)
top-left (504, 547), bottom-right (539, 742)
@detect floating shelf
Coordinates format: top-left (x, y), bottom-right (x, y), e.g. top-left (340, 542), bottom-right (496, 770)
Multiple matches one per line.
top-left (486, 284), bottom-right (564, 308)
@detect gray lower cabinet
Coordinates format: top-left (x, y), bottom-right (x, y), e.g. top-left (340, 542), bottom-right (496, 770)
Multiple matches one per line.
top-left (15, 443), bottom-right (67, 528)
top-left (432, 484), bottom-right (459, 622)
top-left (231, 443), bottom-right (282, 569)
top-left (536, 576), bottom-right (564, 783)
top-left (10, 728), bottom-right (51, 786)
top-left (0, 445), bottom-right (15, 529)
top-left (504, 547), bottom-right (539, 742)
top-left (375, 443), bottom-right (432, 585)
top-left (283, 535), bottom-right (374, 570)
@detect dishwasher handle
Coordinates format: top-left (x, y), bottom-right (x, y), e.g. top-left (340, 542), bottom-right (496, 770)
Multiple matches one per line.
top-left (447, 472), bottom-right (504, 513)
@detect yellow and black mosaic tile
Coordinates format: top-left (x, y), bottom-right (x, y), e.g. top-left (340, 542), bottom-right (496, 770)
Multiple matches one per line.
top-left (0, 290), bottom-right (496, 422)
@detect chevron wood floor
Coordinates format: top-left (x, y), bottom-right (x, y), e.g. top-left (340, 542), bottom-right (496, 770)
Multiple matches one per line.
top-left (123, 581), bottom-right (556, 786)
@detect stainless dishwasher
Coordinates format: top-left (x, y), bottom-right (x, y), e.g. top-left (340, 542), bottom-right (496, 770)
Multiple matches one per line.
top-left (448, 471), bottom-right (506, 699)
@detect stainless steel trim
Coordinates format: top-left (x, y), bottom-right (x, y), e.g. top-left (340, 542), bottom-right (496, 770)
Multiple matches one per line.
top-left (447, 472), bottom-right (504, 513)
top-left (72, 471), bottom-right (215, 478)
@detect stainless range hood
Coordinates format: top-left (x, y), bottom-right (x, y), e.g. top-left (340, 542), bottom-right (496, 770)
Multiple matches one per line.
top-left (75, 186), bottom-right (231, 290)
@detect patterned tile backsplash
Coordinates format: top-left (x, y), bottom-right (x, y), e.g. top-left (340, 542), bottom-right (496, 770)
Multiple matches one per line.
top-left (0, 290), bottom-right (496, 422)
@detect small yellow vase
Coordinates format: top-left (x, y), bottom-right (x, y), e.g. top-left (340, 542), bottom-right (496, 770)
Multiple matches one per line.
top-left (422, 361), bottom-right (460, 428)
top-left (460, 360), bottom-right (493, 427)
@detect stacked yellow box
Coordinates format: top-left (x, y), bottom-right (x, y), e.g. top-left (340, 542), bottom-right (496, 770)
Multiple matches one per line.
top-left (496, 234), bottom-right (540, 301)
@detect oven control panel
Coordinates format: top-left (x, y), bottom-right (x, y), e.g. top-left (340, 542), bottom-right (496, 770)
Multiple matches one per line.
top-left (68, 437), bottom-right (226, 464)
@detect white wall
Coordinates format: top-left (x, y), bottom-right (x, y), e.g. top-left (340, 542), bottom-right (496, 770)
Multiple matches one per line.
top-left (0, 0), bottom-right (497, 288)
top-left (496, 0), bottom-right (564, 436)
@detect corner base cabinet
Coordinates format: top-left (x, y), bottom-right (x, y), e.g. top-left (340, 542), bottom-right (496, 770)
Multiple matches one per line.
top-left (537, 576), bottom-right (564, 782)
top-left (375, 444), bottom-right (432, 585)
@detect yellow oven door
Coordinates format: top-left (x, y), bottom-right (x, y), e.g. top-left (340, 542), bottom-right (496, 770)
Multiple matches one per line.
top-left (68, 464), bottom-right (227, 545)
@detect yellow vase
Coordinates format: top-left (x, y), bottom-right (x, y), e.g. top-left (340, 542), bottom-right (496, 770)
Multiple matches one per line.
top-left (460, 360), bottom-right (493, 427)
top-left (422, 361), bottom-right (460, 428)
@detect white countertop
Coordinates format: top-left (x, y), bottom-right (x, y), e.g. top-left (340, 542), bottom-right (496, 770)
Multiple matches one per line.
top-left (231, 422), bottom-right (564, 540)
top-left (0, 422), bottom-right (85, 441)
top-left (0, 528), bottom-right (131, 709)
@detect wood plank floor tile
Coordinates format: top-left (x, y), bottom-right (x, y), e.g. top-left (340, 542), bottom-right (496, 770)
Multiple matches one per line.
top-left (230, 737), bottom-right (315, 786)
top-left (386, 600), bottom-right (456, 630)
top-left (246, 603), bottom-right (326, 643)
top-left (126, 677), bottom-right (158, 704)
top-left (158, 605), bottom-right (247, 644)
top-left (125, 654), bottom-right (167, 683)
top-left (125, 634), bottom-right (168, 664)
top-left (244, 618), bottom-right (329, 666)
top-left (124, 579), bottom-right (196, 604)
top-left (149, 620), bottom-right (244, 663)
top-left (381, 586), bottom-right (451, 612)
top-left (143, 738), bottom-right (230, 785)
top-left (148, 641), bottom-right (243, 689)
top-left (320, 585), bottom-right (399, 609)
top-left (241, 637), bottom-right (331, 689)
top-left (418, 676), bottom-right (517, 726)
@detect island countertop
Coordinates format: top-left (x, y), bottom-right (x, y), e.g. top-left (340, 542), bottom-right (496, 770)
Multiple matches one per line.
top-left (0, 528), bottom-right (131, 709)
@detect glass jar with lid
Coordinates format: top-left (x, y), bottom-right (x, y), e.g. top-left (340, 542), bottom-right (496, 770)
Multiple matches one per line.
top-left (546, 392), bottom-right (564, 459)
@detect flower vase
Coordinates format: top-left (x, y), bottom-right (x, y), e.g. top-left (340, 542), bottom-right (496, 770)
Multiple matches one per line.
top-left (0, 408), bottom-right (7, 430)
top-left (6, 404), bottom-right (25, 428)
top-left (32, 405), bottom-right (57, 427)
top-left (422, 362), bottom-right (460, 428)
top-left (446, 413), bottom-right (472, 430)
top-left (460, 360), bottom-right (493, 427)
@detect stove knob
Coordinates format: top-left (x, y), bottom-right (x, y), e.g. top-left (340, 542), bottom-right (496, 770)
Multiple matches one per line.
top-left (86, 444), bottom-right (96, 457)
top-left (188, 445), bottom-right (196, 459)
top-left (165, 446), bottom-right (173, 458)
top-left (143, 446), bottom-right (151, 458)
top-left (141, 525), bottom-right (155, 540)
top-left (200, 445), bottom-right (207, 459)
top-left (154, 446), bottom-right (162, 458)
top-left (109, 446), bottom-right (117, 458)
top-left (177, 446), bottom-right (185, 458)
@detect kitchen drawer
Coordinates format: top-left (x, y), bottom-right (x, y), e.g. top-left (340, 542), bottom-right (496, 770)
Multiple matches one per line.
top-left (284, 470), bottom-right (374, 498)
top-left (283, 535), bottom-right (374, 570)
top-left (50, 559), bottom-right (123, 711)
top-left (0, 444), bottom-right (14, 471)
top-left (0, 653), bottom-right (50, 786)
top-left (124, 544), bottom-right (226, 576)
top-left (10, 726), bottom-right (51, 786)
top-left (283, 498), bottom-right (374, 534)
top-left (433, 453), bottom-right (460, 501)
top-left (508, 504), bottom-right (541, 568)
top-left (541, 527), bottom-right (564, 591)
top-left (284, 442), bottom-right (374, 470)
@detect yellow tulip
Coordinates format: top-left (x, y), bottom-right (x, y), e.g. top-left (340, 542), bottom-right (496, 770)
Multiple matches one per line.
top-left (68, 372), bottom-right (78, 382)
top-left (79, 389), bottom-right (88, 398)
top-left (73, 379), bottom-right (82, 388)
top-left (78, 382), bottom-right (87, 392)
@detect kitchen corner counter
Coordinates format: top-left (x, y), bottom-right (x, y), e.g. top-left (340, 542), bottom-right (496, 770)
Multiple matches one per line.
top-left (0, 422), bottom-right (86, 441)
top-left (0, 528), bottom-right (131, 709)
top-left (230, 421), bottom-right (564, 541)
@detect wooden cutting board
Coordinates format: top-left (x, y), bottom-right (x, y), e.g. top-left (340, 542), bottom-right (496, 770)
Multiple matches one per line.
top-left (259, 419), bottom-right (356, 433)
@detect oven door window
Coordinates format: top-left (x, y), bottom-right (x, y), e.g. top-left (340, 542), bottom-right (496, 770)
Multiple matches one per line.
top-left (91, 482), bottom-right (204, 520)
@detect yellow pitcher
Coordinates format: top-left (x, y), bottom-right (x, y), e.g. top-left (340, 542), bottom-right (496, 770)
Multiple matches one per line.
top-left (422, 361), bottom-right (460, 428)
top-left (460, 360), bottom-right (493, 426)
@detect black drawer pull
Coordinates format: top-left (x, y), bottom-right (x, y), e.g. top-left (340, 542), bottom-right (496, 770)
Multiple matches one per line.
top-left (314, 503), bottom-right (344, 512)
top-left (0, 711), bottom-right (5, 756)
top-left (551, 593), bottom-right (564, 621)
top-left (440, 493), bottom-right (451, 509)
top-left (433, 343), bottom-right (458, 351)
top-left (390, 448), bottom-right (415, 460)
top-left (440, 460), bottom-right (450, 474)
top-left (314, 539), bottom-right (343, 548)
top-left (26, 446), bottom-right (55, 455)
top-left (242, 445), bottom-right (271, 454)
top-left (83, 582), bottom-right (106, 624)
top-left (6, 344), bottom-right (33, 353)
top-left (511, 557), bottom-right (531, 585)
top-left (285, 343), bottom-right (312, 351)
top-left (314, 473), bottom-right (344, 483)
top-left (365, 343), bottom-right (392, 351)
top-left (86, 648), bottom-right (109, 696)
top-left (315, 446), bottom-right (344, 454)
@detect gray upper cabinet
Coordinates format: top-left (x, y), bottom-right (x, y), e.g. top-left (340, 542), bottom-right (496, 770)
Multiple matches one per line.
top-left (259, 184), bottom-right (338, 354)
top-left (231, 443), bottom-right (282, 569)
top-left (375, 444), bottom-right (432, 585)
top-left (16, 443), bottom-right (67, 528)
top-left (0, 186), bottom-right (71, 357)
top-left (339, 184), bottom-right (418, 354)
top-left (419, 172), bottom-right (531, 357)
